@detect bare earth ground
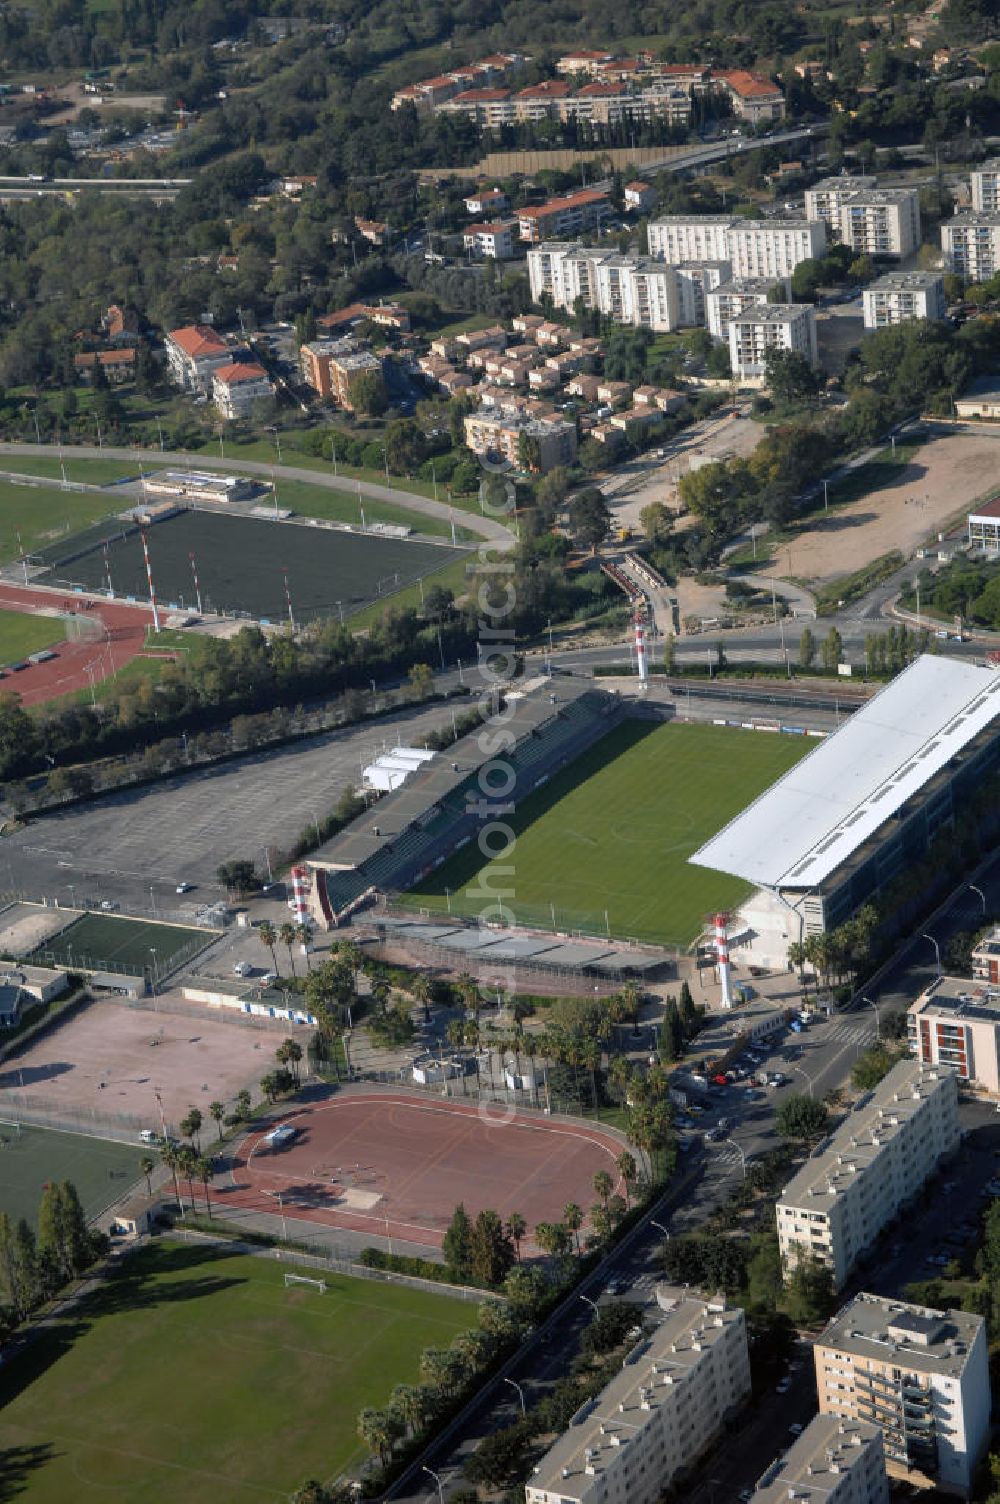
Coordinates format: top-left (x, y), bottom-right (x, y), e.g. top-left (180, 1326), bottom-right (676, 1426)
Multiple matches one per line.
top-left (0, 996), bottom-right (296, 1137)
top-left (781, 429), bottom-right (994, 583)
top-left (0, 902), bottom-right (75, 954)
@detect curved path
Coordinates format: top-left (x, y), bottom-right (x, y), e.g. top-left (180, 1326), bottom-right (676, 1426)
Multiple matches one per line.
top-left (0, 441), bottom-right (515, 551)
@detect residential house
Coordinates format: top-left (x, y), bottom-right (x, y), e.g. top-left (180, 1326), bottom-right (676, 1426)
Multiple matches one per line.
top-left (165, 324), bottom-right (233, 393)
top-left (462, 220), bottom-right (518, 259)
top-left (212, 362), bottom-right (274, 420)
top-left (624, 180), bottom-right (656, 213)
top-left (74, 348), bottom-right (136, 384)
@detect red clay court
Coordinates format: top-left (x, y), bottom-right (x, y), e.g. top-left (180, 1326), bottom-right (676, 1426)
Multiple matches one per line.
top-left (0, 583), bottom-right (155, 704)
top-left (216, 1091), bottom-right (629, 1250)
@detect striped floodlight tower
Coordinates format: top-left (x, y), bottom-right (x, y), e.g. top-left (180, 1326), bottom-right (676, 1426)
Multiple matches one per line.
top-left (634, 605), bottom-right (648, 687)
top-left (140, 527), bottom-right (160, 633)
top-left (290, 866), bottom-right (310, 926)
top-left (715, 912), bottom-right (733, 1009)
top-left (189, 552), bottom-right (203, 616)
top-left (282, 567), bottom-right (296, 632)
top-left (103, 542), bottom-right (113, 599)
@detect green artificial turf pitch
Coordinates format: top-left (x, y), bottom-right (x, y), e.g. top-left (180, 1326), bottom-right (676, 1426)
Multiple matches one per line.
top-left (0, 1240), bottom-right (473, 1503)
top-left (29, 914), bottom-right (209, 976)
top-left (0, 478), bottom-right (121, 565)
top-left (0, 1123), bottom-right (143, 1230)
top-left (405, 720), bottom-right (810, 946)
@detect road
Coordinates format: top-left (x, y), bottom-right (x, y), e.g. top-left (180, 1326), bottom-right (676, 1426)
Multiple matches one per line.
top-left (0, 442), bottom-right (516, 553)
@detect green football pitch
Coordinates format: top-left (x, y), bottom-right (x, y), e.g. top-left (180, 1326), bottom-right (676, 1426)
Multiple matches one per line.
top-left (29, 913), bottom-right (210, 976)
top-left (406, 720), bottom-right (811, 946)
top-left (0, 1240), bottom-right (473, 1503)
top-left (0, 1123), bottom-right (143, 1230)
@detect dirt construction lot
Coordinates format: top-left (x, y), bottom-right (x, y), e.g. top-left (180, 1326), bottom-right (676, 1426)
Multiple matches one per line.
top-left (781, 427), bottom-right (996, 583)
top-left (0, 998), bottom-right (298, 1140)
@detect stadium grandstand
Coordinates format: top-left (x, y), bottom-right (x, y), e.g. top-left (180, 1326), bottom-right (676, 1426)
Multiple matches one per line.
top-left (303, 680), bottom-right (625, 929)
top-left (691, 656), bottom-right (1000, 970)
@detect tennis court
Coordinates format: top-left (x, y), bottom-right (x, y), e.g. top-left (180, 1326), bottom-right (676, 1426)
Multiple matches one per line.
top-left (218, 1089), bottom-right (629, 1250)
top-left (0, 1122), bottom-right (143, 1228)
top-left (35, 508), bottom-right (470, 623)
top-left (29, 912), bottom-right (210, 977)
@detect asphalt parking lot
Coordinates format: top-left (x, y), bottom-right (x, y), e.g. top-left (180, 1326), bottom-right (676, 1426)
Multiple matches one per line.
top-left (6, 701), bottom-right (457, 911)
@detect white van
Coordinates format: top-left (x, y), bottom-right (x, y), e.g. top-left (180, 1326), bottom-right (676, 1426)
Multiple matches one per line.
top-left (140, 1128), bottom-right (159, 1145)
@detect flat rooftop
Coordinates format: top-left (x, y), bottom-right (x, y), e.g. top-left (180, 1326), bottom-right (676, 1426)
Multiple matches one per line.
top-left (867, 270), bottom-right (943, 290)
top-left (909, 973), bottom-right (1000, 1024)
top-left (777, 1059), bottom-right (955, 1212)
top-left (690, 655), bottom-right (1000, 891)
top-left (752, 1416), bottom-right (882, 1502)
top-left (528, 1291), bottom-right (743, 1493)
top-left (817, 1292), bottom-right (984, 1379)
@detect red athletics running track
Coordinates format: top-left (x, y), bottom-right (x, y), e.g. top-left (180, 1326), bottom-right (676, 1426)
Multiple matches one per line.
top-left (214, 1092), bottom-right (629, 1250)
top-left (0, 583), bottom-right (155, 704)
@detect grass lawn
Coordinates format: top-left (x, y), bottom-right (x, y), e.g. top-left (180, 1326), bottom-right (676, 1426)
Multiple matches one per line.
top-left (346, 552), bottom-right (474, 631)
top-left (0, 455), bottom-right (140, 486)
top-left (0, 609), bottom-right (65, 664)
top-left (268, 474), bottom-right (469, 541)
top-left (0, 1124), bottom-right (143, 1230)
top-left (405, 721), bottom-right (810, 946)
top-left (0, 479), bottom-right (122, 565)
top-left (30, 914), bottom-right (211, 976)
top-left (0, 1239), bottom-right (472, 1504)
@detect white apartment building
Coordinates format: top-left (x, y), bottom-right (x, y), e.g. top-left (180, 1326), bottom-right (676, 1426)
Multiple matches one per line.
top-left (776, 1059), bottom-right (960, 1289)
top-left (647, 215), bottom-right (736, 265)
top-left (941, 212), bottom-right (1000, 281)
top-left (815, 1293), bottom-right (990, 1497)
top-left (524, 1288), bottom-right (751, 1504)
top-left (970, 158), bottom-right (1000, 212)
top-left (728, 303), bottom-right (817, 381)
top-left (165, 323), bottom-right (234, 393)
top-left (706, 276), bottom-right (789, 340)
top-left (211, 362), bottom-right (274, 419)
top-left (751, 1417), bottom-right (889, 1504)
top-left (908, 974), bottom-right (1000, 1093)
top-left (674, 261), bottom-right (731, 326)
top-left (728, 218), bottom-right (828, 279)
top-left (528, 244), bottom-right (688, 332)
top-left (463, 409), bottom-right (577, 473)
top-left (805, 176), bottom-right (879, 233)
top-left (862, 270), bottom-right (946, 329)
top-left (836, 189), bottom-right (922, 259)
top-left (463, 220), bottom-right (517, 259)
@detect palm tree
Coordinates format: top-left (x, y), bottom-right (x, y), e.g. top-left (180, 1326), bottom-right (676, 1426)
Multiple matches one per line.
top-left (139, 1155), bottom-right (155, 1197)
top-left (506, 1212), bottom-right (526, 1262)
top-left (593, 1169), bottom-right (613, 1208)
top-left (259, 921), bottom-right (279, 975)
top-left (196, 1157), bottom-right (213, 1218)
top-left (279, 922), bottom-right (298, 978)
top-left (295, 922), bottom-right (312, 970)
top-left (161, 1142), bottom-right (183, 1211)
top-left (179, 1107), bottom-right (202, 1152)
top-left (178, 1145), bottom-right (198, 1212)
top-left (357, 1408), bottom-right (392, 1467)
top-left (390, 1384), bottom-right (425, 1438)
top-left (616, 1150), bottom-right (638, 1208)
top-left (563, 1201), bottom-right (583, 1253)
top-left (411, 972), bottom-right (432, 1022)
top-left (209, 1100), bottom-right (226, 1140)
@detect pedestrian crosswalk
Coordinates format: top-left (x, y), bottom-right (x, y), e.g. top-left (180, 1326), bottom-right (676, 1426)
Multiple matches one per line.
top-left (824, 1022), bottom-right (876, 1047)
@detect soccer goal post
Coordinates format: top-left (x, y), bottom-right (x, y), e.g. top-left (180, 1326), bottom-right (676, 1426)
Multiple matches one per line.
top-left (284, 1273), bottom-right (326, 1294)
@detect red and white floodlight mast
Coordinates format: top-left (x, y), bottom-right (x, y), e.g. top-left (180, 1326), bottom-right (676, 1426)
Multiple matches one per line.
top-left (189, 551), bottom-right (203, 616)
top-left (634, 605), bottom-right (648, 687)
top-left (141, 527), bottom-right (160, 633)
top-left (290, 866), bottom-right (310, 926)
top-left (715, 911), bottom-right (732, 1009)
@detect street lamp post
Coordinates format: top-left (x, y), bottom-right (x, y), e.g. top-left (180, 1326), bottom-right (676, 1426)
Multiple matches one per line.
top-left (969, 883), bottom-right (987, 919)
top-left (862, 995), bottom-right (881, 1042)
top-left (580, 1293), bottom-right (599, 1316)
top-left (922, 932), bottom-right (942, 976)
top-left (649, 1219), bottom-right (670, 1241)
top-left (789, 1064), bottom-right (813, 1097)
top-left (717, 1138), bottom-right (746, 1180)
top-left (422, 1467), bottom-right (445, 1504)
top-left (503, 1377), bottom-right (527, 1417)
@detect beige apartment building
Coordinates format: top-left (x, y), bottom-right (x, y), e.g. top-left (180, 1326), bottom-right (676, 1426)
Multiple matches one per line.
top-left (647, 215), bottom-right (736, 264)
top-left (706, 277), bottom-right (789, 341)
top-left (815, 1293), bottom-right (990, 1497)
top-left (805, 176), bottom-right (879, 232)
top-left (463, 409), bottom-right (577, 473)
top-left (941, 212), bottom-right (1000, 281)
top-left (750, 1417), bottom-right (889, 1504)
top-left (837, 188), bottom-right (922, 258)
top-left (970, 159), bottom-right (1000, 212)
top-left (727, 218), bottom-right (828, 279)
top-left (776, 1059), bottom-right (959, 1289)
top-left (908, 974), bottom-right (1000, 1092)
top-left (862, 270), bottom-right (946, 329)
top-left (728, 303), bottom-right (817, 381)
top-left (299, 338), bottom-right (383, 408)
top-left (524, 1288), bottom-right (751, 1504)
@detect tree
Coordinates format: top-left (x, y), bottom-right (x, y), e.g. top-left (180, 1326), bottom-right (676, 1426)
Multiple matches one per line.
top-left (216, 860), bottom-right (260, 897)
top-left (37, 1181), bottom-right (91, 1287)
top-left (407, 662), bottom-right (434, 701)
top-left (258, 921), bottom-right (279, 974)
top-left (616, 1151), bottom-right (638, 1207)
top-left (593, 1169), bottom-right (614, 1207)
top-left (0, 1213), bottom-right (37, 1320)
top-left (568, 488), bottom-right (611, 553)
top-left (278, 921), bottom-right (298, 979)
top-left (139, 1155), bottom-right (155, 1196)
top-left (798, 627), bottom-right (816, 671)
top-left (785, 1252), bottom-right (835, 1326)
top-left (639, 501), bottom-right (673, 543)
top-left (535, 1221), bottom-right (573, 1261)
top-left (764, 347), bottom-right (819, 405)
top-left (746, 1232), bottom-right (784, 1313)
top-left (469, 1208), bottom-right (515, 1286)
top-left (563, 1201), bottom-right (584, 1253)
top-left (820, 627), bottom-right (843, 673)
top-left (196, 1157), bottom-right (213, 1217)
top-left (464, 1425), bottom-right (532, 1488)
top-left (443, 1203), bottom-right (474, 1284)
top-left (659, 997), bottom-right (683, 1063)
top-left (276, 1038), bottom-right (303, 1085)
top-left (357, 1407), bottom-right (394, 1466)
top-left (180, 1108), bottom-right (203, 1151)
top-left (347, 370), bottom-right (388, 417)
top-left (506, 1212), bottom-right (526, 1262)
top-left (852, 1044), bottom-right (906, 1091)
top-left (209, 1100), bottom-right (226, 1140)
top-left (775, 1094), bottom-right (829, 1140)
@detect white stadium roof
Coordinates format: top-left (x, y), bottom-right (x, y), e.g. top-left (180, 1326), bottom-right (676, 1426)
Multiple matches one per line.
top-left (690, 656), bottom-right (1000, 891)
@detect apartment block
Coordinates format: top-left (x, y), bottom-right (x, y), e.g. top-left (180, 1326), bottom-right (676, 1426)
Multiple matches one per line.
top-left (728, 303), bottom-right (817, 381)
top-left (165, 324), bottom-right (233, 393)
top-left (805, 176), bottom-right (879, 233)
top-left (862, 270), bottom-right (946, 329)
top-left (463, 220), bottom-right (517, 259)
top-left (524, 1288), bottom-right (751, 1504)
top-left (815, 1292), bottom-right (990, 1497)
top-left (463, 409), bottom-right (577, 473)
top-left (706, 276), bottom-right (789, 340)
top-left (941, 212), bottom-right (1000, 281)
top-left (908, 973), bottom-right (1000, 1092)
top-left (776, 1060), bottom-right (960, 1289)
top-left (527, 243), bottom-right (689, 331)
top-left (718, 69), bottom-right (785, 125)
top-left (751, 1417), bottom-right (889, 1504)
top-left (674, 261), bottom-right (731, 326)
top-left (972, 925), bottom-right (1000, 983)
top-left (647, 215), bottom-right (736, 264)
top-left (836, 189), bottom-right (922, 259)
top-left (728, 218), bottom-right (828, 279)
top-left (299, 338), bottom-right (383, 408)
top-left (518, 189), bottom-right (610, 243)
top-left (211, 362), bottom-right (274, 420)
top-left (970, 158), bottom-right (1000, 212)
